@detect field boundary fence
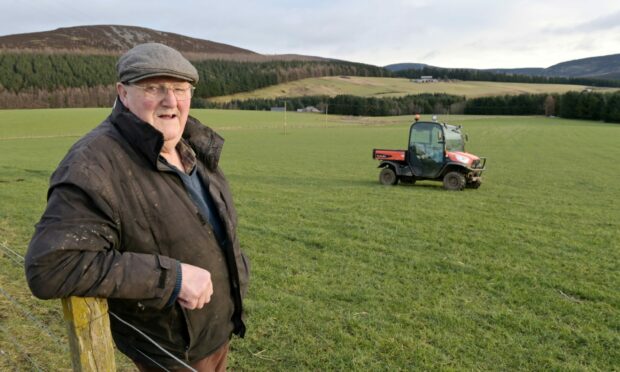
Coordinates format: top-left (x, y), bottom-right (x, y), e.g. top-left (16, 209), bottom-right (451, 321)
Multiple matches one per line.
top-left (0, 242), bottom-right (66, 370)
top-left (0, 242), bottom-right (118, 371)
top-left (0, 134), bottom-right (83, 141)
top-left (0, 241), bottom-right (199, 371)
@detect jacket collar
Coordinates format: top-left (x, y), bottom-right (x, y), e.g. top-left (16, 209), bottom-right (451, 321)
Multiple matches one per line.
top-left (109, 97), bottom-right (224, 171)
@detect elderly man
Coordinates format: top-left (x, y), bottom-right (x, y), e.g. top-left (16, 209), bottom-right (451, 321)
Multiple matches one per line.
top-left (25, 43), bottom-right (249, 371)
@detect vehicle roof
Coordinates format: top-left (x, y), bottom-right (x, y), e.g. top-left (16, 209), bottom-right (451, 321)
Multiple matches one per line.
top-left (411, 121), bottom-right (462, 132)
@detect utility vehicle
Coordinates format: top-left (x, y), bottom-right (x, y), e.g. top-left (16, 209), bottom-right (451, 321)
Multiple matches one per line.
top-left (373, 119), bottom-right (486, 190)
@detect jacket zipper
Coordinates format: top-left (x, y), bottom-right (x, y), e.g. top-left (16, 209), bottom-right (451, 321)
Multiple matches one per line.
top-left (180, 306), bottom-right (193, 362)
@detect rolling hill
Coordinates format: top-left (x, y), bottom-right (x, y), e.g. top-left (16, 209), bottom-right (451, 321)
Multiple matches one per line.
top-left (542, 54), bottom-right (620, 79)
top-left (208, 76), bottom-right (619, 103)
top-left (382, 63), bottom-right (431, 72)
top-left (0, 25), bottom-right (254, 54)
top-left (387, 54), bottom-right (620, 80)
top-left (0, 25), bottom-right (327, 62)
top-left (486, 54), bottom-right (620, 80)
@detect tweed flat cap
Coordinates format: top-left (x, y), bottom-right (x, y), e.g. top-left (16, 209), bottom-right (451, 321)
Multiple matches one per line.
top-left (117, 43), bottom-right (199, 84)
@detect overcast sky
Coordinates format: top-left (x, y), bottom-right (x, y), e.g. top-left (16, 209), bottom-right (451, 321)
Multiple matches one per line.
top-left (1, 0), bottom-right (619, 69)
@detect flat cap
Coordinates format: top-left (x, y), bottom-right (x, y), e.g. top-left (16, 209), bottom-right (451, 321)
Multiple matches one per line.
top-left (117, 43), bottom-right (199, 84)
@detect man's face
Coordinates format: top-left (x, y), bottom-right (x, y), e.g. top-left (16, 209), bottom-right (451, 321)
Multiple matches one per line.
top-left (117, 77), bottom-right (192, 144)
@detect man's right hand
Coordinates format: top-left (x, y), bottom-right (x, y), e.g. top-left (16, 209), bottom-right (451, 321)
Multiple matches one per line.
top-left (177, 263), bottom-right (213, 310)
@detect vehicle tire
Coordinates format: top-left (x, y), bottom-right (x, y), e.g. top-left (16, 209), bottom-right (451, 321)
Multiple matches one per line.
top-left (443, 171), bottom-right (466, 190)
top-left (379, 167), bottom-right (398, 185)
top-left (467, 180), bottom-right (482, 189)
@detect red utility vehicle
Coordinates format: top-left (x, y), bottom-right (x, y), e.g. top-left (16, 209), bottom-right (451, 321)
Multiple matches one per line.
top-left (373, 119), bottom-right (486, 190)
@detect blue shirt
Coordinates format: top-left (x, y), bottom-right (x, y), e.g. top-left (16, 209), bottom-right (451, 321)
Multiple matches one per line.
top-left (160, 156), bottom-right (228, 307)
top-left (173, 167), bottom-right (228, 249)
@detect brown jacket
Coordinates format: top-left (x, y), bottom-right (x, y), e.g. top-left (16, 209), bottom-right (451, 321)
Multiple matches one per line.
top-left (25, 99), bottom-right (249, 368)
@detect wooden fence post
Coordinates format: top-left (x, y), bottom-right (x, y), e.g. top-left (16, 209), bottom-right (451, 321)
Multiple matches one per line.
top-left (62, 297), bottom-right (116, 371)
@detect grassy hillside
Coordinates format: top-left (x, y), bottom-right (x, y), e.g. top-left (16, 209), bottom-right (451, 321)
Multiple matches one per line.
top-left (209, 76), bottom-right (619, 103)
top-left (1, 109), bottom-right (618, 370)
top-left (211, 76), bottom-right (408, 102)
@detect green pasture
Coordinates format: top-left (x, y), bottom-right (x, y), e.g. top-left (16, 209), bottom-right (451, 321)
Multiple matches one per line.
top-left (209, 76), bottom-right (620, 103)
top-left (0, 108), bottom-right (619, 371)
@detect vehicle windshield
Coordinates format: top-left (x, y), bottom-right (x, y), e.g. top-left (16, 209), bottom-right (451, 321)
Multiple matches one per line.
top-left (444, 127), bottom-right (465, 152)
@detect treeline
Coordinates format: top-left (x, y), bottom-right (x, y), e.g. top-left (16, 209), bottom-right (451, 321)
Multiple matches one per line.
top-left (0, 53), bottom-right (388, 107)
top-left (206, 91), bottom-right (620, 123)
top-left (0, 85), bottom-right (117, 109)
top-left (558, 91), bottom-right (620, 122)
top-left (394, 67), bottom-right (620, 88)
top-left (462, 91), bottom-right (620, 122)
top-left (464, 94), bottom-right (550, 115)
top-left (193, 60), bottom-right (389, 97)
top-left (0, 54), bottom-right (118, 92)
top-left (202, 93), bottom-right (466, 116)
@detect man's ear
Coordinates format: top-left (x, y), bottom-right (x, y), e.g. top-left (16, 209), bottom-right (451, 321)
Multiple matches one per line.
top-left (116, 83), bottom-right (128, 105)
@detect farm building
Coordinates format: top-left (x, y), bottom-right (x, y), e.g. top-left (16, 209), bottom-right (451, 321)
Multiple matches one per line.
top-left (296, 106), bottom-right (321, 113)
top-left (412, 76), bottom-right (439, 83)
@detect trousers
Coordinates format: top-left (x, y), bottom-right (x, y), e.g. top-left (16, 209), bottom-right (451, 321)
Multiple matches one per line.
top-left (134, 341), bottom-right (229, 372)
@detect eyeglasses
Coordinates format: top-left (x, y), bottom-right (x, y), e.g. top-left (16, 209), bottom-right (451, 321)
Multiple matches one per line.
top-left (126, 83), bottom-right (195, 101)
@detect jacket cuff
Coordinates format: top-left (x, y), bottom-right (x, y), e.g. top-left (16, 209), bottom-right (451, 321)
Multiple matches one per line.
top-left (165, 261), bottom-right (183, 307)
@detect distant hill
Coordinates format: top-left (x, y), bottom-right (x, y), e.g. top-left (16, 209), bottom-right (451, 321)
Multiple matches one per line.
top-left (0, 25), bottom-right (254, 54)
top-left (485, 67), bottom-right (546, 76)
top-left (0, 25), bottom-right (328, 62)
top-left (384, 63), bottom-right (431, 72)
top-left (543, 54), bottom-right (620, 80)
top-left (390, 54), bottom-right (620, 80)
top-left (487, 54), bottom-right (620, 80)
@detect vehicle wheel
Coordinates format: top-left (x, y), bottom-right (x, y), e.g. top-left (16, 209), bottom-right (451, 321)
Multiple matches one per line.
top-left (443, 171), bottom-right (466, 190)
top-left (467, 180), bottom-right (482, 189)
top-left (379, 167), bottom-right (398, 185)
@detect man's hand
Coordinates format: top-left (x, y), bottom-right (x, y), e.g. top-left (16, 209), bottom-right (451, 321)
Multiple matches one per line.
top-left (177, 263), bottom-right (213, 309)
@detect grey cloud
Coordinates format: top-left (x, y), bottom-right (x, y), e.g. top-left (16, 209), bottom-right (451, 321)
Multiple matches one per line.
top-left (545, 10), bottom-right (620, 33)
top-left (573, 10), bottom-right (620, 32)
top-left (0, 0), bottom-right (618, 68)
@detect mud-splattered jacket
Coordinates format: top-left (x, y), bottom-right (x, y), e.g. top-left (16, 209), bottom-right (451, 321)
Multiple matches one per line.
top-left (25, 99), bottom-right (249, 368)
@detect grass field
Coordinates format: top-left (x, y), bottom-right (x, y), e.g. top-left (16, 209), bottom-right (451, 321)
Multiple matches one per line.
top-left (208, 76), bottom-right (620, 103)
top-left (0, 108), bottom-right (619, 371)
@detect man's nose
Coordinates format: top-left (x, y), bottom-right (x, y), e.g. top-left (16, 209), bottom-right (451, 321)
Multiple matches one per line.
top-left (161, 88), bottom-right (177, 105)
